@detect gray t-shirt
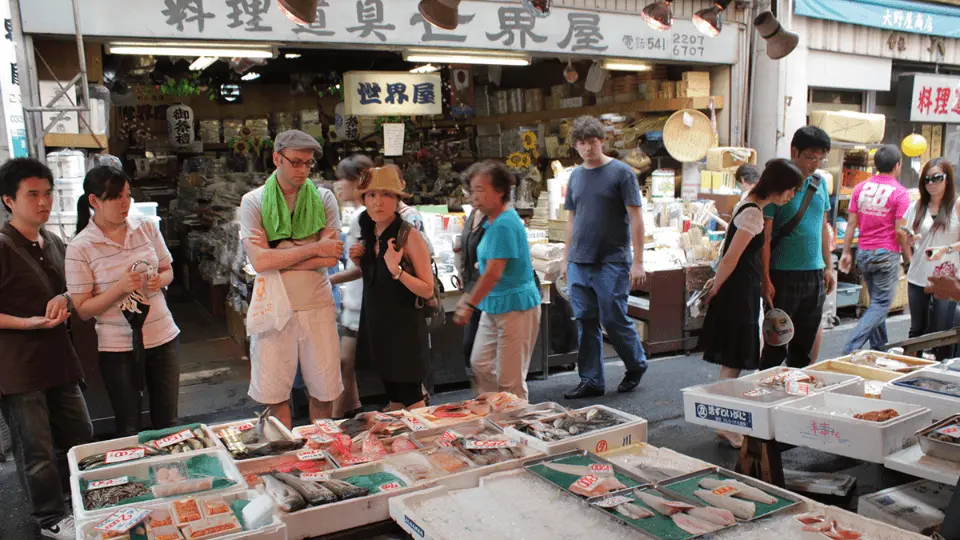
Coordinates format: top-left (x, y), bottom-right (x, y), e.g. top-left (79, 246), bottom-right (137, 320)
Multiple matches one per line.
top-left (239, 184), bottom-right (341, 312)
top-left (563, 158), bottom-right (642, 264)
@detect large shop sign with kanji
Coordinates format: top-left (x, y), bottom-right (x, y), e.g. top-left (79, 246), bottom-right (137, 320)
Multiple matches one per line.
top-left (908, 74), bottom-right (960, 123)
top-left (344, 72), bottom-right (442, 116)
top-left (795, 0), bottom-right (960, 40)
top-left (21, 0), bottom-right (739, 65)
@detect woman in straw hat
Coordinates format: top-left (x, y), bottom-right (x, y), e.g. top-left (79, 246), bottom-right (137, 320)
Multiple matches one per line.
top-left (351, 165), bottom-right (435, 411)
top-left (699, 159), bottom-right (803, 449)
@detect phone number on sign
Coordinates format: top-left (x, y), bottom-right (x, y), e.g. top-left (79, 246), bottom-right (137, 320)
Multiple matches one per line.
top-left (672, 34), bottom-right (706, 58)
top-left (622, 33), bottom-right (707, 58)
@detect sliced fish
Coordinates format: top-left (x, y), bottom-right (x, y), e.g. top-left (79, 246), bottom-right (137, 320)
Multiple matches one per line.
top-left (692, 489), bottom-right (756, 520)
top-left (698, 478), bottom-right (777, 504)
top-left (543, 462), bottom-right (614, 478)
top-left (274, 472), bottom-right (337, 505)
top-left (262, 474), bottom-right (307, 513)
top-left (671, 512), bottom-right (722, 535)
top-left (615, 502), bottom-right (653, 520)
top-left (633, 490), bottom-right (695, 515)
top-left (686, 506), bottom-right (736, 527)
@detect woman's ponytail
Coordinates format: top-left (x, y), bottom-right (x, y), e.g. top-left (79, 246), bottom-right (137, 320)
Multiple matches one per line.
top-left (75, 191), bottom-right (91, 235)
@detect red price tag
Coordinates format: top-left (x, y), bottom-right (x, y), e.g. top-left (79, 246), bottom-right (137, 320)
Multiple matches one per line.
top-left (297, 449), bottom-right (328, 461)
top-left (401, 415), bottom-right (429, 432)
top-left (300, 471), bottom-right (330, 482)
top-left (785, 381), bottom-right (811, 396)
top-left (438, 431), bottom-right (460, 448)
top-left (575, 474), bottom-right (600, 492)
top-left (89, 476), bottom-right (129, 490)
top-left (378, 482), bottom-right (402, 492)
top-left (341, 455), bottom-right (375, 466)
top-left (232, 422), bottom-right (255, 432)
top-left (711, 485), bottom-right (738, 497)
top-left (936, 425), bottom-right (960, 439)
top-left (104, 448), bottom-right (145, 464)
top-left (464, 439), bottom-right (519, 450)
top-left (94, 508), bottom-right (153, 533)
top-left (589, 464), bottom-right (613, 476)
top-left (156, 429), bottom-right (195, 449)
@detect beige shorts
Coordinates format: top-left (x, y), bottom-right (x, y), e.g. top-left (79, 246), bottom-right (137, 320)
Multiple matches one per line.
top-left (249, 306), bottom-right (342, 404)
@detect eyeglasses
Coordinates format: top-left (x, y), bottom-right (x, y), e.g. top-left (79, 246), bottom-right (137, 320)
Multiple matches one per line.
top-left (799, 152), bottom-right (828, 165)
top-left (279, 153), bottom-right (316, 169)
top-left (924, 173), bottom-right (947, 185)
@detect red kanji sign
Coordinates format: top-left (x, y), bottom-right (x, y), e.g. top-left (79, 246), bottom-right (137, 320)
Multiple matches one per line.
top-left (917, 86), bottom-right (933, 115)
top-left (911, 74), bottom-right (960, 123)
top-left (935, 87), bottom-right (951, 115)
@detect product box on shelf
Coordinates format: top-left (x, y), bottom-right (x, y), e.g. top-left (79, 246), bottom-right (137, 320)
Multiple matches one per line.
top-left (858, 479), bottom-right (954, 535)
top-left (68, 424), bottom-right (224, 476)
top-left (771, 392), bottom-right (931, 463)
top-left (682, 378), bottom-right (809, 440)
top-left (882, 368), bottom-right (960, 422)
top-left (503, 405), bottom-right (647, 455)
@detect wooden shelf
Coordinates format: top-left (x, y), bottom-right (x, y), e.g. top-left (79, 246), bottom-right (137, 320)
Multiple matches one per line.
top-left (472, 96), bottom-right (725, 127)
top-left (44, 133), bottom-right (107, 150)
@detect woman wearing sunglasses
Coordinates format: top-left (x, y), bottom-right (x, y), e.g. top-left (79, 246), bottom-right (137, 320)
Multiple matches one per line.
top-left (905, 158), bottom-right (959, 359)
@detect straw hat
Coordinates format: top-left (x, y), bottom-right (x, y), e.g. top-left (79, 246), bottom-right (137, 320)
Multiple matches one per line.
top-left (663, 109), bottom-right (714, 162)
top-left (357, 165), bottom-right (411, 198)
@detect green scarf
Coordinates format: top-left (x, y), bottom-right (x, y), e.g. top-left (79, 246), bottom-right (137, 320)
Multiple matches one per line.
top-left (261, 172), bottom-right (326, 241)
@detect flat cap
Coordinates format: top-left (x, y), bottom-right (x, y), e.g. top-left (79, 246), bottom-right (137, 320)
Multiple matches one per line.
top-left (274, 129), bottom-right (323, 153)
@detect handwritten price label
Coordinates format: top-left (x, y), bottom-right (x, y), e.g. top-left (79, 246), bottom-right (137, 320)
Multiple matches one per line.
top-left (300, 471), bottom-right (330, 482)
top-left (375, 413), bottom-right (395, 423)
top-left (936, 425), bottom-right (960, 439)
top-left (401, 415), bottom-right (429, 432)
top-left (711, 485), bottom-right (739, 497)
top-left (315, 419), bottom-right (341, 435)
top-left (593, 495), bottom-right (634, 508)
top-left (232, 422), bottom-right (255, 432)
top-left (464, 439), bottom-right (519, 450)
top-left (574, 474), bottom-right (601, 492)
top-left (742, 388), bottom-right (774, 398)
top-left (311, 433), bottom-right (335, 445)
top-left (156, 429), bottom-right (195, 449)
top-left (104, 448), bottom-right (145, 464)
top-left (340, 455), bottom-right (375, 466)
top-left (94, 508), bottom-right (153, 533)
top-left (378, 482), bottom-right (402, 492)
top-left (589, 464), bottom-right (614, 476)
top-left (88, 476), bottom-right (129, 490)
top-left (297, 449), bottom-right (328, 461)
top-left (785, 381), bottom-right (811, 396)
top-left (438, 431), bottom-right (460, 448)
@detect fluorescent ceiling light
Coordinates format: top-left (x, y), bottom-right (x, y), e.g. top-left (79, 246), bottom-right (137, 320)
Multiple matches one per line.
top-left (241, 72), bottom-right (261, 81)
top-left (189, 56), bottom-right (217, 71)
top-left (284, 53), bottom-right (302, 59)
top-left (601, 60), bottom-right (652, 71)
top-left (410, 64), bottom-right (440, 74)
top-left (404, 53), bottom-right (529, 66)
top-left (108, 43), bottom-right (274, 58)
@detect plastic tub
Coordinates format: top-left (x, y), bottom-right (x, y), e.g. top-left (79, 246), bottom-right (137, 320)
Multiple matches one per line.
top-left (915, 414), bottom-right (960, 462)
top-left (836, 282), bottom-right (862, 308)
top-left (68, 425), bottom-right (223, 476)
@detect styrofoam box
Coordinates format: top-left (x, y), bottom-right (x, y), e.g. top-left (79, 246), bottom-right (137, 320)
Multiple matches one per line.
top-left (72, 448), bottom-right (246, 523)
top-left (52, 181), bottom-right (85, 214)
top-left (858, 479), bottom-right (954, 534)
top-left (280, 461), bottom-right (426, 540)
top-left (771, 393), bottom-right (932, 463)
top-left (402, 435), bottom-right (543, 492)
top-left (882, 368), bottom-right (960, 422)
top-left (44, 212), bottom-right (78, 242)
top-left (682, 378), bottom-right (809, 440)
top-left (39, 81), bottom-right (80, 134)
top-left (68, 424), bottom-right (223, 476)
top-left (503, 404), bottom-right (647, 455)
top-left (75, 489), bottom-right (285, 540)
top-left (807, 359), bottom-right (904, 398)
top-left (740, 366), bottom-right (865, 398)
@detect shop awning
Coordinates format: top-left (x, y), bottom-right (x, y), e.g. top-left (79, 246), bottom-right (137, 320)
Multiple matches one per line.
top-left (795, 0), bottom-right (960, 39)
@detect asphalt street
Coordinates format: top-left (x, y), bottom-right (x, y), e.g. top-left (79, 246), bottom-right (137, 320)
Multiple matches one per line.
top-left (0, 314), bottom-right (917, 539)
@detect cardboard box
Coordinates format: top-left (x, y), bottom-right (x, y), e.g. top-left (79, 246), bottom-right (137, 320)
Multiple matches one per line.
top-left (39, 81), bottom-right (80, 134)
top-left (858, 480), bottom-right (953, 535)
top-left (682, 71), bottom-right (711, 83)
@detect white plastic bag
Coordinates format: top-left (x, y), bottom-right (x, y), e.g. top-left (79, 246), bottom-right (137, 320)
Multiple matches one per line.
top-left (245, 271), bottom-right (292, 336)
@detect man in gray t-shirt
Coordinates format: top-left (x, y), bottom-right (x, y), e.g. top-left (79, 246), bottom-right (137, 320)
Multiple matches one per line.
top-left (562, 116), bottom-right (648, 399)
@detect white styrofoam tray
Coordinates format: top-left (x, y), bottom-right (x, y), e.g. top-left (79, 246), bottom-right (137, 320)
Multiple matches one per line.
top-left (503, 404), bottom-right (647, 455)
top-left (772, 393), bottom-right (932, 463)
top-left (279, 461), bottom-right (427, 540)
top-left (75, 489), bottom-right (286, 540)
top-left (806, 359), bottom-right (904, 398)
top-left (72, 448), bottom-right (246, 523)
top-left (488, 402), bottom-right (569, 429)
top-left (884, 444), bottom-right (960, 486)
top-left (857, 479), bottom-right (955, 535)
top-left (682, 378), bottom-right (808, 440)
top-left (68, 424), bottom-right (223, 476)
top-left (739, 366), bottom-right (865, 397)
top-left (882, 368), bottom-right (960, 422)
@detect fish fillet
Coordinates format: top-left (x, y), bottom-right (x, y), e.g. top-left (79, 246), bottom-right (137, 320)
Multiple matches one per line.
top-left (698, 478), bottom-right (777, 504)
top-left (615, 502), bottom-right (653, 520)
top-left (633, 490), bottom-right (695, 515)
top-left (543, 462), bottom-right (614, 478)
top-left (568, 476), bottom-right (626, 497)
top-left (692, 489), bottom-right (756, 520)
top-left (671, 512), bottom-right (722, 535)
top-left (686, 506), bottom-right (736, 527)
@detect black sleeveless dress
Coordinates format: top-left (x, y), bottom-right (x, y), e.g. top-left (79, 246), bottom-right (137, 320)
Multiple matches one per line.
top-left (700, 203), bottom-right (764, 370)
top-left (356, 211), bottom-right (427, 384)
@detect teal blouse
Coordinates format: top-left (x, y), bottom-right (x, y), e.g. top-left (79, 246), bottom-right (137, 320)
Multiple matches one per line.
top-left (476, 208), bottom-right (541, 315)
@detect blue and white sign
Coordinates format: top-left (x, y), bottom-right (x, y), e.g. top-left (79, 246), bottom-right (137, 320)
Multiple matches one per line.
top-left (795, 0), bottom-right (960, 40)
top-left (694, 403), bottom-right (754, 429)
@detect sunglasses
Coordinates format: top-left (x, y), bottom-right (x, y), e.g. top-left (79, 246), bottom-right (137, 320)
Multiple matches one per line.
top-left (924, 173), bottom-right (947, 184)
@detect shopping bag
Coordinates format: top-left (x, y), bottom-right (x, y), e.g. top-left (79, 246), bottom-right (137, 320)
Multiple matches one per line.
top-left (246, 271), bottom-right (292, 336)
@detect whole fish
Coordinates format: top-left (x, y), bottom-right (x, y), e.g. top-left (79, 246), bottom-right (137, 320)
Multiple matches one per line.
top-left (318, 478), bottom-right (369, 500)
top-left (698, 478), bottom-right (777, 504)
top-left (275, 472), bottom-right (337, 505)
top-left (542, 462), bottom-right (615, 478)
top-left (633, 490), bottom-right (695, 516)
top-left (686, 506), bottom-right (737, 527)
top-left (615, 502), bottom-right (653, 520)
top-left (692, 489), bottom-right (756, 520)
top-left (672, 512), bottom-right (723, 535)
top-left (261, 474), bottom-right (307, 513)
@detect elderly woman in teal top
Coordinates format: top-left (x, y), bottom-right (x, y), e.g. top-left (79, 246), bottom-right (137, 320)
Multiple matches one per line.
top-left (454, 161), bottom-right (541, 400)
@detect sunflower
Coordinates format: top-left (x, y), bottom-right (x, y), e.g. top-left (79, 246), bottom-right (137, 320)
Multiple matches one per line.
top-left (507, 152), bottom-right (527, 169)
top-left (233, 140), bottom-right (250, 155)
top-left (240, 126), bottom-right (253, 137)
top-left (522, 131), bottom-right (537, 150)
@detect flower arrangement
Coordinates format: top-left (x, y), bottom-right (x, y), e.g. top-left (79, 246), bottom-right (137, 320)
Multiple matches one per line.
top-left (506, 130), bottom-right (539, 172)
top-left (227, 126), bottom-right (273, 156)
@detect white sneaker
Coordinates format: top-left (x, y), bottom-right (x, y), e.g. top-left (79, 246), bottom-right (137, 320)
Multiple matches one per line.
top-left (41, 515), bottom-right (75, 539)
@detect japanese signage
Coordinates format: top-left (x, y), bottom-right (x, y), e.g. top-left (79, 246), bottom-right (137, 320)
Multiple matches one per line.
top-left (0, 0), bottom-right (26, 157)
top-left (22, 0), bottom-right (739, 65)
top-left (795, 0), bottom-right (960, 40)
top-left (344, 72), bottom-right (442, 116)
top-left (907, 74), bottom-right (960, 123)
top-left (694, 403), bottom-right (753, 429)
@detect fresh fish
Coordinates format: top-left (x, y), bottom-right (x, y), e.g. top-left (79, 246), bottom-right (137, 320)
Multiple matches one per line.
top-left (633, 490), bottom-right (695, 515)
top-left (248, 439), bottom-right (306, 458)
top-left (318, 478), bottom-right (369, 500)
top-left (698, 478), bottom-right (777, 504)
top-left (692, 489), bottom-right (756, 520)
top-left (686, 506), bottom-right (737, 527)
top-left (542, 462), bottom-right (614, 478)
top-left (261, 474), bottom-right (307, 513)
top-left (274, 472), bottom-right (337, 505)
top-left (615, 502), bottom-right (653, 520)
top-left (671, 512), bottom-right (723, 535)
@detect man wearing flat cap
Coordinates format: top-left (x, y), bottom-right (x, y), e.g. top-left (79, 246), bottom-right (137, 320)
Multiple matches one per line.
top-left (239, 129), bottom-right (344, 427)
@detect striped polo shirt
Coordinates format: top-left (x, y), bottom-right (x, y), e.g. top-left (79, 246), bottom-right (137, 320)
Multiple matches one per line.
top-left (65, 216), bottom-right (180, 352)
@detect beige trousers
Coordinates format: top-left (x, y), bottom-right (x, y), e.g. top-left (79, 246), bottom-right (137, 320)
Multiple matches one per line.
top-left (469, 306), bottom-right (541, 401)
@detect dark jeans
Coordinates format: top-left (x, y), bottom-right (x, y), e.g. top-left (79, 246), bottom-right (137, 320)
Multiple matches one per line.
top-left (99, 337), bottom-right (180, 436)
top-left (463, 308), bottom-right (483, 370)
top-left (843, 249), bottom-right (900, 354)
top-left (0, 382), bottom-right (92, 528)
top-left (761, 269), bottom-right (825, 369)
top-left (908, 283), bottom-right (958, 360)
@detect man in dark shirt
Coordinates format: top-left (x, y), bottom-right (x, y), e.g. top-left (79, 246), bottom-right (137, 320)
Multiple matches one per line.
top-left (0, 158), bottom-right (92, 540)
top-left (562, 116), bottom-right (649, 399)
